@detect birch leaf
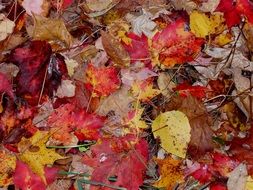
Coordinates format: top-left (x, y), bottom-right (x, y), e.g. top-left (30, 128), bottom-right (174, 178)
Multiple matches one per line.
top-left (152, 110), bottom-right (191, 158)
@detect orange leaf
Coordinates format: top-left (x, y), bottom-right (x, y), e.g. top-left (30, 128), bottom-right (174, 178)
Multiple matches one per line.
top-left (152, 18), bottom-right (204, 67)
top-left (85, 64), bottom-right (121, 97)
top-left (154, 156), bottom-right (184, 189)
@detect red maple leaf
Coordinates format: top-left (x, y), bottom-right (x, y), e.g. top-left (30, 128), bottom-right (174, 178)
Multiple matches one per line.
top-left (216, 0), bottom-right (253, 28)
top-left (152, 18), bottom-right (204, 67)
top-left (0, 72), bottom-right (14, 99)
top-left (82, 136), bottom-right (148, 190)
top-left (123, 33), bottom-right (150, 66)
top-left (9, 41), bottom-right (67, 105)
top-left (85, 64), bottom-right (121, 97)
top-left (47, 103), bottom-right (104, 142)
top-left (13, 160), bottom-right (46, 190)
top-left (174, 83), bottom-right (207, 99)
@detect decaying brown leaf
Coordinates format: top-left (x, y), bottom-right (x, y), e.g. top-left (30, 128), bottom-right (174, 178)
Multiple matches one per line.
top-left (101, 31), bottom-right (130, 67)
top-left (164, 96), bottom-right (214, 158)
top-left (32, 15), bottom-right (73, 47)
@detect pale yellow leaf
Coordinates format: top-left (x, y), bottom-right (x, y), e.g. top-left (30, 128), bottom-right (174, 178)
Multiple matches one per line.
top-left (0, 14), bottom-right (15, 41)
top-left (246, 176), bottom-right (253, 190)
top-left (152, 111), bottom-right (191, 158)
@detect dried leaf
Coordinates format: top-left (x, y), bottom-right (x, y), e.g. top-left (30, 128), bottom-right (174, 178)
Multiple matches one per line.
top-left (152, 110), bottom-right (191, 158)
top-left (227, 163), bottom-right (247, 190)
top-left (154, 157), bottom-right (184, 189)
top-left (56, 79), bottom-right (76, 98)
top-left (0, 14), bottom-right (15, 41)
top-left (101, 31), bottom-right (130, 67)
top-left (32, 15), bottom-right (73, 47)
top-left (22, 0), bottom-right (51, 16)
top-left (165, 96), bottom-right (214, 158)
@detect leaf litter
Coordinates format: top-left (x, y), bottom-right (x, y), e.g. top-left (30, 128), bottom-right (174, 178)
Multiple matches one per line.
top-left (2, 0), bottom-right (253, 190)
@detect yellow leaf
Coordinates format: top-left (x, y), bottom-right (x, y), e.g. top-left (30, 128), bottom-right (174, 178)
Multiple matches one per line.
top-left (127, 108), bottom-right (148, 129)
top-left (131, 79), bottom-right (160, 102)
top-left (152, 111), bottom-right (191, 158)
top-left (190, 11), bottom-right (211, 38)
top-left (190, 11), bottom-right (226, 38)
top-left (246, 176), bottom-right (253, 190)
top-left (18, 131), bottom-right (64, 183)
top-left (0, 150), bottom-right (16, 186)
top-left (154, 157), bottom-right (184, 189)
top-left (32, 15), bottom-right (73, 47)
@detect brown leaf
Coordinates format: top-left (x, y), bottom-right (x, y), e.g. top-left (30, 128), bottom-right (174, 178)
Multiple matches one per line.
top-left (32, 15), bottom-right (73, 47)
top-left (164, 96), bottom-right (214, 158)
top-left (101, 31), bottom-right (130, 67)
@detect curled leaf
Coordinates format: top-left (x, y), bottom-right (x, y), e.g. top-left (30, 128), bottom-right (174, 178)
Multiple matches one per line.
top-left (101, 31), bottom-right (130, 67)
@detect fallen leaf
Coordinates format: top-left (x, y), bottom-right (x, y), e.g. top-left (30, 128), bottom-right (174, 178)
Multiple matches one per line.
top-left (216, 0), bottom-right (253, 28)
top-left (174, 83), bottom-right (207, 99)
top-left (82, 136), bottom-right (148, 190)
top-left (131, 79), bottom-right (160, 101)
top-left (0, 150), bottom-right (16, 186)
top-left (0, 14), bottom-right (15, 41)
top-left (164, 96), bottom-right (214, 158)
top-left (152, 110), bottom-right (191, 158)
top-left (154, 156), bottom-right (184, 189)
top-left (13, 160), bottom-right (46, 190)
top-left (9, 40), bottom-right (52, 99)
top-left (190, 11), bottom-right (226, 38)
top-left (227, 163), bottom-right (247, 190)
top-left (56, 79), bottom-right (76, 98)
top-left (122, 33), bottom-right (150, 65)
top-left (18, 130), bottom-right (64, 183)
top-left (21, 0), bottom-right (51, 16)
top-left (64, 58), bottom-right (78, 77)
top-left (125, 108), bottom-right (148, 129)
top-left (152, 18), bottom-right (204, 67)
top-left (101, 31), bottom-right (130, 67)
top-left (85, 63), bottom-right (121, 97)
top-left (96, 85), bottom-right (135, 117)
top-left (0, 72), bottom-right (14, 99)
top-left (32, 15), bottom-right (73, 47)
